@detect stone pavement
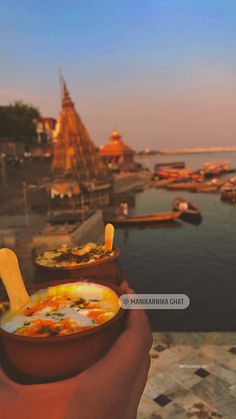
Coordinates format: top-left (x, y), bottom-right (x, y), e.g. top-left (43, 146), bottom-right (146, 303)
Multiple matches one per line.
top-left (138, 332), bottom-right (236, 419)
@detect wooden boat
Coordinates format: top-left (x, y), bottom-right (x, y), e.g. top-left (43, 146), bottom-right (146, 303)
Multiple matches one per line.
top-left (157, 168), bottom-right (195, 180)
top-left (172, 198), bottom-right (202, 223)
top-left (155, 161), bottom-right (185, 172)
top-left (191, 179), bottom-right (224, 193)
top-left (111, 211), bottom-right (182, 225)
top-left (195, 184), bottom-right (218, 193)
top-left (202, 161), bottom-right (230, 178)
top-left (165, 182), bottom-right (202, 191)
top-left (221, 186), bottom-right (236, 203)
top-left (155, 179), bottom-right (173, 188)
top-left (227, 177), bottom-right (236, 185)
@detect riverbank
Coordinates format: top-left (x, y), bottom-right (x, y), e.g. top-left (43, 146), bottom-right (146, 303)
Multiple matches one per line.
top-left (137, 147), bottom-right (236, 156)
top-left (162, 146), bottom-right (236, 155)
top-left (113, 170), bottom-right (152, 193)
top-left (33, 209), bottom-right (104, 252)
top-left (0, 210), bottom-right (104, 298)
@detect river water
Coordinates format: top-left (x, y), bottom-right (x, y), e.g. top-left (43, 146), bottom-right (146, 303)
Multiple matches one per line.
top-left (115, 152), bottom-right (236, 332)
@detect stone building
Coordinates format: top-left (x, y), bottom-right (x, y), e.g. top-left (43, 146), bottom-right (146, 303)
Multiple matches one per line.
top-left (35, 117), bottom-right (56, 143)
top-left (52, 79), bottom-right (107, 183)
top-left (51, 78), bottom-right (110, 210)
top-left (99, 129), bottom-right (134, 171)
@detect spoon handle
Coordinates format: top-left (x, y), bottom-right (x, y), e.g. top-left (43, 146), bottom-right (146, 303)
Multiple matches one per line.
top-left (104, 223), bottom-right (114, 251)
top-left (0, 248), bottom-right (30, 313)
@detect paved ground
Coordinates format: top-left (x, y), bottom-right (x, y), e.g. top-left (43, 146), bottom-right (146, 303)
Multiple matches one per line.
top-left (138, 332), bottom-right (236, 418)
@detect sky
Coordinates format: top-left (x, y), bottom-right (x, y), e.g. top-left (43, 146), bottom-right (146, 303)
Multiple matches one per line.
top-left (1, 0), bottom-right (236, 150)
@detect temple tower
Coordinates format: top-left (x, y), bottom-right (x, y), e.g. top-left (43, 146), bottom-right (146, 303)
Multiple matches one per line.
top-left (52, 79), bottom-right (106, 182)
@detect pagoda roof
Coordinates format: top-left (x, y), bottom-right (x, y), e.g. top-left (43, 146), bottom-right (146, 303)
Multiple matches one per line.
top-left (100, 130), bottom-right (134, 157)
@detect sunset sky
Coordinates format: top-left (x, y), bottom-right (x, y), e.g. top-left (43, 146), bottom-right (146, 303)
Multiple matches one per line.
top-left (1, 0), bottom-right (236, 150)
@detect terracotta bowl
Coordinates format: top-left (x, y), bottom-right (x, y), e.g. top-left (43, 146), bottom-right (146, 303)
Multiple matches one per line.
top-left (34, 248), bottom-right (122, 285)
top-left (0, 279), bottom-right (126, 382)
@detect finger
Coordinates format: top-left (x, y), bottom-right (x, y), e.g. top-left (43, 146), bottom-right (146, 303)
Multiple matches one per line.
top-left (126, 308), bottom-right (152, 333)
top-left (125, 287), bottom-right (135, 295)
top-left (119, 280), bottom-right (135, 294)
top-left (119, 282), bottom-right (152, 347)
top-left (102, 311), bottom-right (152, 375)
top-left (124, 309), bottom-right (153, 353)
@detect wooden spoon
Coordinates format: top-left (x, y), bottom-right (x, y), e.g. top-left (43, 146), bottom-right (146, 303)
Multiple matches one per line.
top-left (0, 248), bottom-right (30, 313)
top-left (104, 223), bottom-right (114, 251)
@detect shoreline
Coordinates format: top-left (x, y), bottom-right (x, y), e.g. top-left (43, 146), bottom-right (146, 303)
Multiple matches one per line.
top-left (137, 147), bottom-right (236, 156)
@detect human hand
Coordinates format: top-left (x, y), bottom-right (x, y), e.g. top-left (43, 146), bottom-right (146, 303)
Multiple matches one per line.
top-left (0, 280), bottom-right (152, 419)
top-left (65, 280), bottom-right (152, 419)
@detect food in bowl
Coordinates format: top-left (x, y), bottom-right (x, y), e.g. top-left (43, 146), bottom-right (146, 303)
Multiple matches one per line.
top-left (35, 243), bottom-right (116, 268)
top-left (1, 282), bottom-right (120, 338)
top-left (0, 279), bottom-right (125, 381)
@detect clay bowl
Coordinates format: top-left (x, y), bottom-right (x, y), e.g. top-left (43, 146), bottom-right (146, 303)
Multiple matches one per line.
top-left (0, 279), bottom-right (126, 383)
top-left (34, 247), bottom-right (122, 285)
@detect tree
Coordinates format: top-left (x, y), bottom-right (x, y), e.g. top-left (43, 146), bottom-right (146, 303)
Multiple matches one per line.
top-left (0, 101), bottom-right (41, 142)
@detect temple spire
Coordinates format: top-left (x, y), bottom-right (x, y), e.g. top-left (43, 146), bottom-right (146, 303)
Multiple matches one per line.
top-left (52, 77), bottom-right (107, 181)
top-left (59, 71), bottom-right (74, 109)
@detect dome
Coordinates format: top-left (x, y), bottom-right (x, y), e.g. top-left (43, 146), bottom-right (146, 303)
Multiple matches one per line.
top-left (99, 129), bottom-right (134, 157)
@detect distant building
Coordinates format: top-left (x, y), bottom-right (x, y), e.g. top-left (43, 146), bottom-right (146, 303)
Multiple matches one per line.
top-left (99, 130), bottom-right (135, 171)
top-left (35, 117), bottom-right (56, 143)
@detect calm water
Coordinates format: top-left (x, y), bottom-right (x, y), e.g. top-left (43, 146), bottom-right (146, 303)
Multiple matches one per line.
top-left (115, 152), bottom-right (236, 331)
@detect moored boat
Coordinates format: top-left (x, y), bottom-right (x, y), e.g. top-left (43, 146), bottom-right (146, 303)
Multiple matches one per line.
top-left (165, 182), bottom-right (202, 191)
top-left (172, 198), bottom-right (202, 223)
top-left (156, 168), bottom-right (195, 180)
top-left (154, 161), bottom-right (185, 172)
top-left (221, 185), bottom-right (236, 203)
top-left (111, 211), bottom-right (182, 225)
top-left (195, 185), bottom-right (218, 193)
top-left (226, 177), bottom-right (236, 186)
top-left (191, 178), bottom-right (224, 193)
top-left (202, 161), bottom-right (230, 178)
top-left (155, 179), bottom-right (173, 188)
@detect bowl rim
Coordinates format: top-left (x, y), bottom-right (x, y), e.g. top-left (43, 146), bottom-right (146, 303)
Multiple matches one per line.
top-left (0, 279), bottom-right (125, 344)
top-left (34, 247), bottom-right (120, 271)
